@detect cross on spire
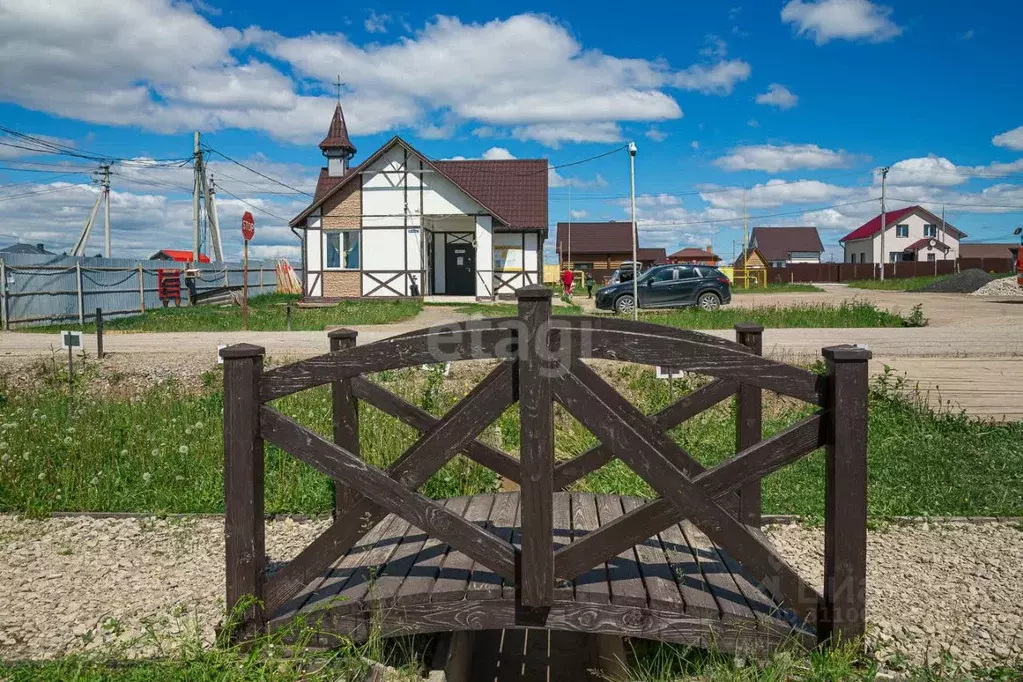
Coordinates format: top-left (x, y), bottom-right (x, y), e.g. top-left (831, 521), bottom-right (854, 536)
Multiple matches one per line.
top-left (334, 74), bottom-right (345, 104)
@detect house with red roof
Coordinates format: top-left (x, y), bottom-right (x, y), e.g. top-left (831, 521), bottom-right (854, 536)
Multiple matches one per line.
top-left (290, 100), bottom-right (548, 299)
top-left (150, 249), bottom-right (210, 263)
top-left (839, 205), bottom-right (965, 264)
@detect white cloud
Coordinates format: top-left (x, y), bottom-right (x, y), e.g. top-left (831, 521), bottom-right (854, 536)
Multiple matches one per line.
top-left (755, 83), bottom-right (798, 109)
top-left (673, 59), bottom-right (751, 95)
top-left (993, 126), bottom-right (1023, 151)
top-left (364, 10), bottom-right (390, 34)
top-left (781, 0), bottom-right (901, 45)
top-left (645, 127), bottom-right (668, 142)
top-left (959, 29), bottom-right (974, 40)
top-left (511, 122), bottom-right (622, 147)
top-left (549, 170), bottom-right (608, 189)
top-left (701, 179), bottom-right (854, 209)
top-left (747, 119), bottom-right (760, 128)
top-left (481, 147), bottom-right (516, 160)
top-left (714, 143), bottom-right (855, 172)
top-left (881, 155), bottom-right (965, 187)
top-left (691, 141), bottom-right (700, 151)
top-left (699, 34), bottom-right (729, 59)
top-left (569, 209), bottom-right (588, 219)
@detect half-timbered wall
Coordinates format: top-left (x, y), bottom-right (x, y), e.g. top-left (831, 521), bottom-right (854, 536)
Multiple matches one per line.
top-left (494, 231), bottom-right (541, 295)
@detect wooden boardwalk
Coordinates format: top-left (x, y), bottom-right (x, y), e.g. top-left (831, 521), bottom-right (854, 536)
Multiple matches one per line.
top-left (270, 492), bottom-right (812, 652)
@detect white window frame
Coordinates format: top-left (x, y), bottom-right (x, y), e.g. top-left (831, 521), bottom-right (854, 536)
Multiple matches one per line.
top-left (896, 224), bottom-right (909, 238)
top-left (924, 224), bottom-right (937, 237)
top-left (323, 230), bottom-right (361, 270)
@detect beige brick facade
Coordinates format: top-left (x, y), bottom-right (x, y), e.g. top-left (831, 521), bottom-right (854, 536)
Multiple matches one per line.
top-left (322, 271), bottom-right (362, 297)
top-left (321, 176), bottom-right (361, 229)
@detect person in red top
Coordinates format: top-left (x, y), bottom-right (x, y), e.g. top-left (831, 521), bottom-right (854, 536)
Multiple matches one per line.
top-left (560, 268), bottom-right (574, 296)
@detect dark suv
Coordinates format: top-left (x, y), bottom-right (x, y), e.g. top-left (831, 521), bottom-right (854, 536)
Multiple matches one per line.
top-left (595, 264), bottom-right (732, 315)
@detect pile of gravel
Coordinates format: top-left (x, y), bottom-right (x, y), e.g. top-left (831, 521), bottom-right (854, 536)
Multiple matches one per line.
top-left (912, 268), bottom-right (995, 293)
top-left (970, 275), bottom-right (1023, 297)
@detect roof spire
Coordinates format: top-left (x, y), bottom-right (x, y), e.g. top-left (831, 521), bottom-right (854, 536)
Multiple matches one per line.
top-left (319, 90), bottom-right (357, 160)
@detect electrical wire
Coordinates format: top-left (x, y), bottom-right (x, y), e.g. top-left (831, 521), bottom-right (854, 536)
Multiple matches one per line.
top-left (203, 146), bottom-right (313, 197)
top-left (214, 186), bottom-right (291, 222)
top-left (0, 185), bottom-right (81, 202)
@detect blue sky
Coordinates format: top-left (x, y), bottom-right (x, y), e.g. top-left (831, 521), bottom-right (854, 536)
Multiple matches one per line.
top-left (1, 0), bottom-right (1021, 263)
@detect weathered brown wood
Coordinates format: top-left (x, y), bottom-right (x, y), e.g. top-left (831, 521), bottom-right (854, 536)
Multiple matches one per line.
top-left (570, 493), bottom-right (610, 605)
top-left (678, 521), bottom-right (756, 623)
top-left (735, 324), bottom-right (764, 527)
top-left (396, 498), bottom-right (467, 606)
top-left (431, 495), bottom-right (496, 602)
top-left (553, 411), bottom-right (825, 580)
top-left (621, 497), bottom-right (684, 614)
top-left (330, 516), bottom-right (412, 614)
top-left (262, 362), bottom-right (516, 615)
top-left (344, 516), bottom-right (422, 611)
top-left (260, 325), bottom-right (515, 401)
top-left (552, 360), bottom-right (821, 625)
top-left (502, 495), bottom-right (523, 600)
top-left (820, 345), bottom-right (870, 645)
top-left (329, 329), bottom-right (359, 520)
top-left (657, 519), bottom-right (720, 620)
top-left (596, 495), bottom-right (647, 608)
top-left (279, 599), bottom-right (809, 654)
top-left (552, 378), bottom-right (737, 490)
top-left (516, 285), bottom-right (555, 609)
top-left (260, 407), bottom-right (518, 582)
top-left (467, 493), bottom-right (518, 600)
top-left (550, 323), bottom-right (824, 406)
top-left (222, 343), bottom-right (266, 631)
top-left (552, 492), bottom-right (574, 601)
top-left (351, 376), bottom-right (521, 484)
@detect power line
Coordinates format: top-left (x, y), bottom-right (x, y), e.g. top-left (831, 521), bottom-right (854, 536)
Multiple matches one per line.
top-left (0, 185), bottom-right (81, 202)
top-left (214, 186), bottom-right (291, 222)
top-left (632, 197), bottom-right (882, 229)
top-left (210, 168), bottom-right (307, 197)
top-left (203, 146), bottom-right (314, 197)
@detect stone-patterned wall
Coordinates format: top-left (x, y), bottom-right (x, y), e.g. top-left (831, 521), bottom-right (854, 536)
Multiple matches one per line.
top-left (322, 271), bottom-right (361, 297)
top-left (321, 176), bottom-right (361, 229)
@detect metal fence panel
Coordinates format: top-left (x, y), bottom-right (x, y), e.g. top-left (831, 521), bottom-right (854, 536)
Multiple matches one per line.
top-left (0, 253), bottom-right (296, 329)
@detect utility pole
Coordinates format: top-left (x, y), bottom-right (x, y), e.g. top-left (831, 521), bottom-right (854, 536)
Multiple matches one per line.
top-left (742, 189), bottom-right (749, 289)
top-left (192, 131), bottom-right (201, 262)
top-left (879, 166), bottom-right (890, 281)
top-left (940, 204), bottom-right (946, 260)
top-left (629, 141), bottom-right (638, 321)
top-left (101, 163), bottom-right (111, 258)
top-left (567, 184), bottom-right (572, 268)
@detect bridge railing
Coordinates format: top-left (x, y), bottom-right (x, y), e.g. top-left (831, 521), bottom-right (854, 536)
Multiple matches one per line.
top-left (222, 285), bottom-right (869, 645)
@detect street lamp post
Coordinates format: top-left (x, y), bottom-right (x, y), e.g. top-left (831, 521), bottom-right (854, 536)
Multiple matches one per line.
top-left (629, 141), bottom-right (638, 321)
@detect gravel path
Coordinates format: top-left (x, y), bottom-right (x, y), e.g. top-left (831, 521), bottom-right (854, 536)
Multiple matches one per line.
top-left (1, 515), bottom-right (1020, 668)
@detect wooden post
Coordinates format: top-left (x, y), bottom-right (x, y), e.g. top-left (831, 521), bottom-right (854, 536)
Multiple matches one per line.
top-left (328, 329), bottom-right (359, 520)
top-left (242, 242), bottom-right (249, 331)
top-left (259, 263), bottom-right (264, 294)
top-left (285, 303), bottom-right (292, 331)
top-left (819, 345), bottom-right (870, 645)
top-left (735, 323), bottom-right (763, 527)
top-left (95, 308), bottom-right (104, 360)
top-left (138, 263), bottom-right (145, 312)
top-left (516, 285), bottom-right (554, 611)
top-left (222, 343), bottom-right (267, 633)
top-left (0, 258), bottom-right (8, 331)
top-left (75, 261), bottom-right (84, 325)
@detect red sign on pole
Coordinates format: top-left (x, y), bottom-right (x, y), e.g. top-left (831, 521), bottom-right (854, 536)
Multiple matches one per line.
top-left (241, 211), bottom-right (255, 241)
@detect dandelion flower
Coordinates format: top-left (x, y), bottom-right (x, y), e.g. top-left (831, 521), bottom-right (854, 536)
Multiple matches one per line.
top-left (37, 472), bottom-right (45, 480)
top-left (142, 472), bottom-right (152, 483)
top-left (90, 476), bottom-right (99, 485)
top-left (1, 453), bottom-right (9, 463)
top-left (63, 436), bottom-right (73, 445)
top-left (67, 426), bottom-right (76, 434)
top-left (120, 449), bottom-right (128, 457)
top-left (178, 445), bottom-right (189, 455)
top-left (184, 427), bottom-right (192, 435)
top-left (151, 448), bottom-right (159, 457)
top-left (175, 475), bottom-right (185, 482)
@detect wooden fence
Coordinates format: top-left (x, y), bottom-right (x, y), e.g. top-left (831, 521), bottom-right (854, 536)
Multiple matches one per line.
top-left (763, 258), bottom-right (1014, 284)
top-left (222, 286), bottom-right (871, 650)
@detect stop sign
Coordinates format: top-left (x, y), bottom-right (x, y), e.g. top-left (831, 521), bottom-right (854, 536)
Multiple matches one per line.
top-left (241, 211), bottom-right (255, 241)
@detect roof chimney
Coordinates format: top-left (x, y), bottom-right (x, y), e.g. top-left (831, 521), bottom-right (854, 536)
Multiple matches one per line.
top-left (706, 245), bottom-right (712, 253)
top-left (37, 243), bottom-right (44, 252)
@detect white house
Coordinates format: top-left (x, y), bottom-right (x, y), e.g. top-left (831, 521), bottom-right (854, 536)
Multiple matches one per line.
top-left (290, 102), bottom-right (548, 299)
top-left (840, 205), bottom-right (965, 264)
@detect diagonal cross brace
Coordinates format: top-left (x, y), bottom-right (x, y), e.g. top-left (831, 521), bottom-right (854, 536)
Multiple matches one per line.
top-left (262, 361), bottom-right (516, 616)
top-left (551, 360), bottom-right (823, 626)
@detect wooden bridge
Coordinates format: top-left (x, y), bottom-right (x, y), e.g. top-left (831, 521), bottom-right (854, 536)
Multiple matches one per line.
top-left (221, 285), bottom-right (869, 657)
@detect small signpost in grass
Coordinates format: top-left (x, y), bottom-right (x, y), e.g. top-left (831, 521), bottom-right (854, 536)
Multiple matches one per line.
top-left (241, 211), bottom-right (255, 330)
top-left (60, 330), bottom-right (82, 401)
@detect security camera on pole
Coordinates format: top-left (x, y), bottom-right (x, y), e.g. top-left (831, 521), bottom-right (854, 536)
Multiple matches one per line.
top-left (629, 141), bottom-right (638, 321)
top-left (241, 211), bottom-right (255, 330)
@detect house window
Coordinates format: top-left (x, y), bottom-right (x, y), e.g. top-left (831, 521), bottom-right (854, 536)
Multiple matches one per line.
top-left (574, 262), bottom-right (594, 270)
top-left (927, 253), bottom-right (936, 262)
top-left (896, 224), bottom-right (909, 238)
top-left (860, 253), bottom-right (866, 263)
top-left (924, 224), bottom-right (937, 237)
top-left (889, 251), bottom-right (903, 263)
top-left (325, 230), bottom-right (360, 269)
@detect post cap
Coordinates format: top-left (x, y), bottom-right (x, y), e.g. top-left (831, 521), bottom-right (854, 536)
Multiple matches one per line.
top-left (515, 285), bottom-right (553, 300)
top-left (821, 344), bottom-right (872, 361)
top-left (219, 343), bottom-right (265, 359)
top-left (734, 322), bottom-right (764, 334)
top-left (327, 328), bottom-right (358, 340)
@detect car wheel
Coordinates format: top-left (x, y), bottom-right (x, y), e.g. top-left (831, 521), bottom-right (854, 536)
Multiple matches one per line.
top-left (614, 294), bottom-right (635, 315)
top-left (698, 292), bottom-right (721, 311)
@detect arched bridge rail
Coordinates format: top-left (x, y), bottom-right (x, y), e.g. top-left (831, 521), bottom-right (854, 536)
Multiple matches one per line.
top-left (221, 285), bottom-right (869, 655)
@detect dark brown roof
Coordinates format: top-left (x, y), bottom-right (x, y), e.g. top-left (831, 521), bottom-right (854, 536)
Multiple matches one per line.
top-left (319, 103), bottom-right (357, 155)
top-left (293, 136), bottom-right (548, 231)
top-left (733, 247), bottom-right (766, 268)
top-left (555, 221), bottom-right (635, 254)
top-left (959, 242), bottom-right (1019, 259)
top-left (314, 168), bottom-right (345, 200)
top-left (750, 227), bottom-right (824, 261)
top-left (433, 159), bottom-right (548, 231)
top-left (669, 247), bottom-right (721, 261)
top-left (637, 247), bottom-right (666, 263)
top-left (904, 238), bottom-right (950, 253)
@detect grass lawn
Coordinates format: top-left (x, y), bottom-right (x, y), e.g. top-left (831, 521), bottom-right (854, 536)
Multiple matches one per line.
top-left (1, 360), bottom-right (1019, 519)
top-left (845, 275), bottom-right (948, 291)
top-left (24, 294), bottom-right (422, 333)
top-left (731, 283), bottom-right (823, 293)
top-left (642, 300), bottom-right (913, 329)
